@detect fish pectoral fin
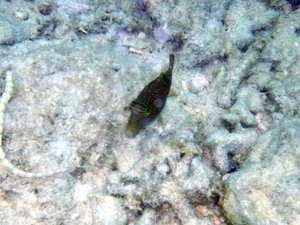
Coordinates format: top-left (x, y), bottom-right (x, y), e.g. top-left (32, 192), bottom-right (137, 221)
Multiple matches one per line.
top-left (130, 101), bottom-right (147, 114)
top-left (168, 88), bottom-right (177, 97)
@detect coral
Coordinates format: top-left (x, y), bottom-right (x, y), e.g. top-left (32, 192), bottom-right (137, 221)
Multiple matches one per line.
top-left (154, 24), bottom-right (171, 43)
top-left (222, 119), bottom-right (300, 225)
top-left (205, 129), bottom-right (258, 174)
top-left (0, 0), bottom-right (299, 224)
top-left (225, 1), bottom-right (277, 49)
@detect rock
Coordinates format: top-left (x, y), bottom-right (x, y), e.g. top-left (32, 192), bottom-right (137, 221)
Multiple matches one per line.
top-left (226, 1), bottom-right (277, 50)
top-left (222, 119), bottom-right (300, 225)
top-left (92, 196), bottom-right (127, 225)
top-left (205, 129), bottom-right (258, 174)
top-left (0, 15), bottom-right (33, 45)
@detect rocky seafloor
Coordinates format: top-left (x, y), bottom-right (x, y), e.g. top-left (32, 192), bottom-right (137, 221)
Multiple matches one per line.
top-left (0, 0), bottom-right (299, 224)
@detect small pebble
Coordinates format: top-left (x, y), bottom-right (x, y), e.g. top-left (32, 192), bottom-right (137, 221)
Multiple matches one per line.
top-left (190, 72), bottom-right (209, 92)
top-left (15, 11), bottom-right (29, 20)
top-left (181, 81), bottom-right (189, 91)
top-left (38, 3), bottom-right (53, 15)
top-left (157, 163), bottom-right (170, 176)
top-left (138, 32), bottom-right (146, 39)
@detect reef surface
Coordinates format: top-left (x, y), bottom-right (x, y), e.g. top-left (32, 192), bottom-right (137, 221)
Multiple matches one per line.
top-left (0, 0), bottom-right (299, 224)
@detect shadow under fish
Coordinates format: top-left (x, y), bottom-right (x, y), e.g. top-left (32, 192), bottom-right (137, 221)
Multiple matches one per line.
top-left (126, 54), bottom-right (175, 137)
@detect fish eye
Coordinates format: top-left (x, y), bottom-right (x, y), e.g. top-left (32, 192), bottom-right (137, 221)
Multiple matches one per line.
top-left (145, 108), bottom-right (151, 115)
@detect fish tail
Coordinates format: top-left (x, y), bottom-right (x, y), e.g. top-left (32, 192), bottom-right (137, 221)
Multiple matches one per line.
top-left (126, 116), bottom-right (142, 137)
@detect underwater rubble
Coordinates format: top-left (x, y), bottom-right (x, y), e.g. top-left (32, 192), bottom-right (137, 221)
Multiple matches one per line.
top-left (0, 0), bottom-right (299, 224)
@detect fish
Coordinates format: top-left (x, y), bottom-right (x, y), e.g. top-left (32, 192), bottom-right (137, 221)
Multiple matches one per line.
top-left (126, 53), bottom-right (175, 137)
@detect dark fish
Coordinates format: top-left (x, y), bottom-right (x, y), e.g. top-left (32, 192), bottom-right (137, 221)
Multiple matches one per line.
top-left (126, 54), bottom-right (175, 137)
